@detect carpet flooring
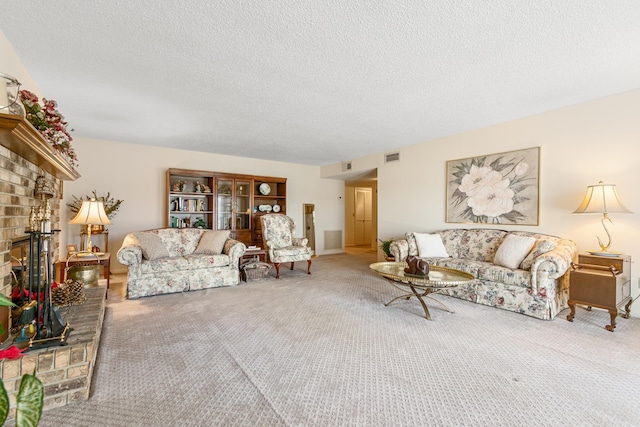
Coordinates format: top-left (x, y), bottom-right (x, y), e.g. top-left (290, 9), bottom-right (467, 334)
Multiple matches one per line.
top-left (33, 250), bottom-right (640, 426)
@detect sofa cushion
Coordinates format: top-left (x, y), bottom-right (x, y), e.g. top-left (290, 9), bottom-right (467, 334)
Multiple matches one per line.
top-left (459, 229), bottom-right (506, 262)
top-left (438, 229), bottom-right (465, 259)
top-left (519, 239), bottom-right (557, 271)
top-left (185, 254), bottom-right (230, 268)
top-left (414, 233), bottom-right (449, 258)
top-left (273, 246), bottom-right (312, 258)
top-left (432, 258), bottom-right (486, 278)
top-left (153, 228), bottom-right (185, 257)
top-left (139, 256), bottom-right (189, 274)
top-left (493, 234), bottom-right (536, 269)
top-left (477, 265), bottom-right (531, 288)
top-left (134, 232), bottom-right (170, 260)
top-left (181, 228), bottom-right (205, 254)
top-left (194, 230), bottom-right (230, 255)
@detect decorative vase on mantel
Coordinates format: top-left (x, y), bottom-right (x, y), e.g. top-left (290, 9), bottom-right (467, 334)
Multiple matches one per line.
top-left (0, 72), bottom-right (25, 116)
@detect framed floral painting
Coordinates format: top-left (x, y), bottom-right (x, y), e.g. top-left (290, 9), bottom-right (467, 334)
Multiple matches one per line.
top-left (446, 147), bottom-right (540, 225)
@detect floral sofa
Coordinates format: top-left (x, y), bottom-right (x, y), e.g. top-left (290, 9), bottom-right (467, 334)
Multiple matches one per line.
top-left (389, 228), bottom-right (578, 320)
top-left (117, 228), bottom-right (246, 299)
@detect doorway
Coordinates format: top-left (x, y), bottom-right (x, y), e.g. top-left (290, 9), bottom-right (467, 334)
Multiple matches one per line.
top-left (344, 170), bottom-right (377, 252)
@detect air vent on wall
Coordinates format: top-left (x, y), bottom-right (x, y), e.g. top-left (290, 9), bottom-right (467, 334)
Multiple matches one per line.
top-left (342, 162), bottom-right (352, 172)
top-left (324, 230), bottom-right (342, 250)
top-left (385, 152), bottom-right (400, 163)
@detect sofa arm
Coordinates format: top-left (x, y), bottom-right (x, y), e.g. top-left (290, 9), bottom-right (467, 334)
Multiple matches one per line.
top-left (117, 234), bottom-right (143, 266)
top-left (293, 237), bottom-right (308, 247)
top-left (530, 239), bottom-right (578, 293)
top-left (389, 239), bottom-right (408, 262)
top-left (223, 238), bottom-right (246, 268)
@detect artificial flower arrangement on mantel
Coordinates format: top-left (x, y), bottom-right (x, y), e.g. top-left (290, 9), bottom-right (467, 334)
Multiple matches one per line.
top-left (19, 89), bottom-right (78, 168)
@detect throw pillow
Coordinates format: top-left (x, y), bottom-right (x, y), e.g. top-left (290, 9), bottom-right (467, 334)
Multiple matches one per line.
top-left (413, 233), bottom-right (449, 258)
top-left (134, 233), bottom-right (170, 260)
top-left (519, 239), bottom-right (557, 270)
top-left (194, 230), bottom-right (230, 255)
top-left (493, 234), bottom-right (536, 270)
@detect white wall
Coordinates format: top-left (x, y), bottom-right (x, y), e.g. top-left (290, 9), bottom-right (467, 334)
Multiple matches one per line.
top-left (323, 89), bottom-right (640, 313)
top-left (61, 138), bottom-right (345, 272)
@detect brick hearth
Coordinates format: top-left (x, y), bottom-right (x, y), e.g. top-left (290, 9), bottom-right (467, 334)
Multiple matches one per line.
top-left (0, 286), bottom-right (106, 417)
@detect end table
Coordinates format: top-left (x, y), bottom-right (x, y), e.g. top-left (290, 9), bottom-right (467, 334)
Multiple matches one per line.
top-left (566, 253), bottom-right (632, 332)
top-left (57, 252), bottom-right (111, 297)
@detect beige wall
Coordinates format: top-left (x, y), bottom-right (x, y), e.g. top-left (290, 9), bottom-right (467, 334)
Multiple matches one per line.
top-left (61, 138), bottom-right (345, 272)
top-left (324, 89), bottom-right (640, 311)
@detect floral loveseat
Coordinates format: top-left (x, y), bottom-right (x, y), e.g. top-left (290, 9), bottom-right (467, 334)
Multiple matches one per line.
top-left (389, 229), bottom-right (577, 320)
top-left (117, 228), bottom-right (246, 299)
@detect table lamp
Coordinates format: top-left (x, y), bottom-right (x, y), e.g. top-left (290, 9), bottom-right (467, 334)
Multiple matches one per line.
top-left (573, 181), bottom-right (632, 256)
top-left (69, 198), bottom-right (111, 255)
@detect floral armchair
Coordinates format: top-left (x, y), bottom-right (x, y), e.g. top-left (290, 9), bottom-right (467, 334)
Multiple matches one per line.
top-left (260, 214), bottom-right (312, 278)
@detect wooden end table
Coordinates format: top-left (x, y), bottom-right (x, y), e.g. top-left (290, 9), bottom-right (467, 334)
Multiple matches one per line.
top-left (57, 252), bottom-right (111, 296)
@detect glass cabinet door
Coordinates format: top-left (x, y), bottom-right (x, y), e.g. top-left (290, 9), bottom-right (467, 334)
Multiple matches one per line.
top-left (216, 179), bottom-right (233, 230)
top-left (235, 181), bottom-right (251, 230)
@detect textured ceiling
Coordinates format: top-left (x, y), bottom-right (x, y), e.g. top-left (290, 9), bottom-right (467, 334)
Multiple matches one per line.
top-left (2, 1), bottom-right (640, 166)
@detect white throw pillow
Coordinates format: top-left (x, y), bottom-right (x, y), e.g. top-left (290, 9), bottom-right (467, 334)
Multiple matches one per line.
top-left (413, 233), bottom-right (449, 258)
top-left (494, 234), bottom-right (536, 270)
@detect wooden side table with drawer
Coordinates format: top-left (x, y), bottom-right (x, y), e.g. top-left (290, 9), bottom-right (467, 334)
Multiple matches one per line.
top-left (566, 253), bottom-right (632, 332)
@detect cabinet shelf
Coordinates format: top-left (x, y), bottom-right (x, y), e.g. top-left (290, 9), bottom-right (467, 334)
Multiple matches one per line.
top-left (170, 192), bottom-right (212, 197)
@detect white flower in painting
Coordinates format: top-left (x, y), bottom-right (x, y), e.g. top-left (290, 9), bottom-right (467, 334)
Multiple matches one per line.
top-left (458, 165), bottom-right (506, 197)
top-left (514, 162), bottom-right (529, 176)
top-left (466, 183), bottom-right (515, 218)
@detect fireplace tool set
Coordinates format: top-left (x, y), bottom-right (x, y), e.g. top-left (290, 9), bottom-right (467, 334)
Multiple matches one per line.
top-left (13, 201), bottom-right (71, 350)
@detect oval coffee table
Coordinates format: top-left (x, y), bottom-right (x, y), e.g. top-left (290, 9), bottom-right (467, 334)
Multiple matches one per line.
top-left (370, 261), bottom-right (474, 320)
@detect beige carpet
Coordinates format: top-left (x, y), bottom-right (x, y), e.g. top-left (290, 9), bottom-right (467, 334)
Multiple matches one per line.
top-left (33, 251), bottom-right (640, 426)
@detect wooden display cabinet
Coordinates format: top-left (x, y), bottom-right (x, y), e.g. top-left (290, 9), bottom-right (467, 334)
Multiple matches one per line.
top-left (166, 169), bottom-right (286, 247)
top-left (567, 253), bottom-right (632, 332)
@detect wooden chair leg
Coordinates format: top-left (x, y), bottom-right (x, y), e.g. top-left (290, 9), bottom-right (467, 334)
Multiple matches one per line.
top-left (274, 263), bottom-right (281, 279)
top-left (307, 259), bottom-right (311, 275)
top-left (290, 262), bottom-right (294, 270)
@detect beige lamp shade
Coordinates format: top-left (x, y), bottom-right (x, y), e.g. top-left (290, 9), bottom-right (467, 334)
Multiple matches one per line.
top-left (573, 181), bottom-right (631, 254)
top-left (69, 199), bottom-right (111, 254)
top-left (69, 199), bottom-right (112, 226)
top-left (573, 182), bottom-right (632, 215)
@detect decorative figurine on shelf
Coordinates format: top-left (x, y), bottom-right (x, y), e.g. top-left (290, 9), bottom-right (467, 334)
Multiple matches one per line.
top-left (196, 199), bottom-right (204, 212)
top-left (404, 255), bottom-right (430, 277)
top-left (195, 181), bottom-right (203, 193)
top-left (173, 181), bottom-right (186, 192)
top-left (202, 183), bottom-right (211, 193)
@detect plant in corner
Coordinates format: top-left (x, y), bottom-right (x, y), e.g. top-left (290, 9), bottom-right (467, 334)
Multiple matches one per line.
top-left (378, 239), bottom-right (394, 261)
top-left (0, 294), bottom-right (44, 427)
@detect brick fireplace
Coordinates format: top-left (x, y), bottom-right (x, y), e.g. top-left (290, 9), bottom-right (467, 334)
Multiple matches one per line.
top-left (0, 112), bottom-right (105, 416)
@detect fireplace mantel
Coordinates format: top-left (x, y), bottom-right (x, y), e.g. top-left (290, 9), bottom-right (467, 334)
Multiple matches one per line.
top-left (0, 112), bottom-right (80, 181)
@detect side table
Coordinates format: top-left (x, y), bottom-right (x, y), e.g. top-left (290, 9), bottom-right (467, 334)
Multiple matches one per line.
top-left (57, 252), bottom-right (111, 296)
top-left (242, 248), bottom-right (267, 263)
top-left (566, 253), bottom-right (632, 332)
